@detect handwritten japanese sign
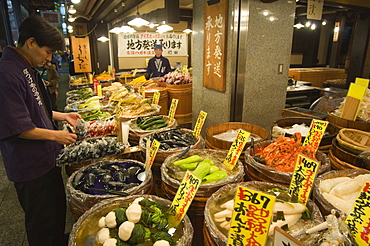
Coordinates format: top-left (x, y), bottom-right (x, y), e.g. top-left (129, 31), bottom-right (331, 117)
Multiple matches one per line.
top-left (307, 0), bottom-right (324, 20)
top-left (228, 186), bottom-right (275, 246)
top-left (203, 0), bottom-right (228, 92)
top-left (168, 99), bottom-right (179, 123)
top-left (71, 36), bottom-right (92, 73)
top-left (302, 119), bottom-right (328, 152)
top-left (145, 139), bottom-right (160, 168)
top-left (152, 91), bottom-right (160, 105)
top-left (289, 155), bottom-right (319, 205)
top-left (118, 32), bottom-right (187, 57)
top-left (193, 111), bottom-right (207, 139)
top-left (346, 182), bottom-right (370, 246)
top-left (167, 171), bottom-right (202, 227)
top-left (223, 129), bottom-right (250, 170)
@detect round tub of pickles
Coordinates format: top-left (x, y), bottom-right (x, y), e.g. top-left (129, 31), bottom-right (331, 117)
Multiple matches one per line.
top-left (204, 181), bottom-right (324, 246)
top-left (312, 169), bottom-right (370, 216)
top-left (66, 159), bottom-right (152, 219)
top-left (68, 195), bottom-right (194, 246)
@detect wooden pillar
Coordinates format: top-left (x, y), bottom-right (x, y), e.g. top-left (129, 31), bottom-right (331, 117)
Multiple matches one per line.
top-left (346, 12), bottom-right (370, 86)
top-left (329, 12), bottom-right (346, 68)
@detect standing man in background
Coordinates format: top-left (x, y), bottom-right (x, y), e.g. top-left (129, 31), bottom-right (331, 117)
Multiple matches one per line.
top-left (0, 15), bottom-right (80, 246)
top-left (145, 44), bottom-right (172, 79)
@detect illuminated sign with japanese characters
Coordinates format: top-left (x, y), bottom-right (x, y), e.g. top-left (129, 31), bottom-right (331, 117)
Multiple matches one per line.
top-left (307, 0), bottom-right (324, 20)
top-left (203, 0), bottom-right (228, 92)
top-left (117, 32), bottom-right (187, 57)
top-left (71, 36), bottom-right (92, 73)
top-left (228, 186), bottom-right (275, 246)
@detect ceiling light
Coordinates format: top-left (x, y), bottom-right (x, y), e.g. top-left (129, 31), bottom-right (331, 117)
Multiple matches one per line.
top-left (263, 11), bottom-right (269, 16)
top-left (128, 0), bottom-right (149, 27)
top-left (121, 25), bottom-right (136, 33)
top-left (294, 23), bottom-right (304, 29)
top-left (68, 5), bottom-right (76, 14)
top-left (97, 36), bottom-right (109, 42)
top-left (67, 25), bottom-right (73, 30)
top-left (71, 0), bottom-right (81, 4)
top-left (68, 16), bottom-right (76, 22)
top-left (157, 24), bottom-right (173, 32)
top-left (269, 16), bottom-right (276, 21)
top-left (183, 28), bottom-right (192, 34)
top-left (147, 23), bottom-right (159, 28)
top-left (109, 26), bottom-right (122, 34)
top-left (322, 20), bottom-right (327, 26)
top-left (305, 21), bottom-right (311, 27)
top-left (311, 23), bottom-right (316, 30)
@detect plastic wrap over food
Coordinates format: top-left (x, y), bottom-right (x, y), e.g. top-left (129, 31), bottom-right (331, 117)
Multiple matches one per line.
top-left (66, 159), bottom-right (152, 218)
top-left (161, 149), bottom-right (244, 197)
top-left (244, 140), bottom-right (331, 185)
top-left (129, 115), bottom-right (177, 134)
top-left (204, 181), bottom-right (324, 246)
top-left (312, 169), bottom-right (370, 216)
top-left (68, 194), bottom-right (194, 246)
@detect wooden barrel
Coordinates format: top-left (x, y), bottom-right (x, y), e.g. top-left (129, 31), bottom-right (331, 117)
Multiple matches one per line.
top-left (330, 138), bottom-right (370, 170)
top-left (144, 87), bottom-right (169, 115)
top-left (312, 169), bottom-right (370, 216)
top-left (327, 109), bottom-right (370, 131)
top-left (206, 122), bottom-right (269, 153)
top-left (273, 117), bottom-right (339, 148)
top-left (161, 149), bottom-right (245, 246)
top-left (244, 140), bottom-right (331, 186)
top-left (203, 181), bottom-right (324, 245)
top-left (166, 83), bottom-right (192, 125)
top-left (139, 128), bottom-right (205, 198)
top-left (66, 159), bottom-right (152, 219)
top-left (69, 195), bottom-right (194, 246)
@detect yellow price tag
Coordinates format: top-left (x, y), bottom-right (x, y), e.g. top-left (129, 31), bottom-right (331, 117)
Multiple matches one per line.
top-left (168, 99), bottom-right (179, 123)
top-left (223, 129), bottom-right (250, 170)
top-left (146, 139), bottom-right (160, 168)
top-left (108, 65), bottom-right (112, 74)
top-left (289, 154), bottom-right (320, 205)
top-left (141, 86), bottom-right (145, 98)
top-left (97, 84), bottom-right (102, 98)
top-left (88, 73), bottom-right (93, 84)
top-left (355, 77), bottom-right (369, 87)
top-left (167, 171), bottom-right (201, 227)
top-left (193, 111), bottom-right (207, 139)
top-left (132, 68), bottom-right (138, 77)
top-left (346, 182), bottom-right (370, 246)
top-left (227, 186), bottom-right (275, 246)
top-left (152, 91), bottom-right (160, 105)
top-left (302, 119), bottom-right (328, 152)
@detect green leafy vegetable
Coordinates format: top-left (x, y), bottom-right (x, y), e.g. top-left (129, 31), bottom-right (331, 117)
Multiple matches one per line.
top-left (115, 208), bottom-right (127, 226)
top-left (151, 231), bottom-right (173, 244)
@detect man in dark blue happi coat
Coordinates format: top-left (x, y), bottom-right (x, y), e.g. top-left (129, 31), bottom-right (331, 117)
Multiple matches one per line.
top-left (146, 44), bottom-right (172, 78)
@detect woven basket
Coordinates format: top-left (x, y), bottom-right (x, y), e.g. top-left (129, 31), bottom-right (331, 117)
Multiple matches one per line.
top-left (336, 128), bottom-right (370, 154)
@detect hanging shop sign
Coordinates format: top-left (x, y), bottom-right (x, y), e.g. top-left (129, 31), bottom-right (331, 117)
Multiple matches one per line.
top-left (307, 0), bottom-right (324, 20)
top-left (203, 0), bottom-right (228, 92)
top-left (117, 32), bottom-right (188, 57)
top-left (71, 36), bottom-right (92, 73)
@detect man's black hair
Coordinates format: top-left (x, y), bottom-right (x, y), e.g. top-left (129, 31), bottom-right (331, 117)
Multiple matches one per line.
top-left (18, 15), bottom-right (65, 52)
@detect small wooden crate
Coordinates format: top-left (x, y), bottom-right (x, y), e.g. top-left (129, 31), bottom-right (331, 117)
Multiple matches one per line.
top-left (282, 107), bottom-right (327, 119)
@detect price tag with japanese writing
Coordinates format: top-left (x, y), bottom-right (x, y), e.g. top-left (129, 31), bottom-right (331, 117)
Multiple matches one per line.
top-left (345, 182), bottom-right (370, 246)
top-left (227, 186), bottom-right (275, 246)
top-left (141, 86), bottom-right (145, 98)
top-left (97, 84), bottom-right (102, 98)
top-left (167, 171), bottom-right (201, 227)
top-left (152, 91), bottom-right (160, 105)
top-left (168, 99), bottom-right (179, 123)
top-left (289, 154), bottom-right (320, 205)
top-left (193, 111), bottom-right (207, 139)
top-left (223, 129), bottom-right (250, 170)
top-left (302, 119), bottom-right (328, 152)
top-left (145, 139), bottom-right (160, 168)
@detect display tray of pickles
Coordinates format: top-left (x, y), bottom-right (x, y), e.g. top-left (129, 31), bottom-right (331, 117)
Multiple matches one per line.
top-left (69, 195), bottom-right (194, 246)
top-left (72, 161), bottom-right (146, 196)
top-left (204, 181), bottom-right (324, 246)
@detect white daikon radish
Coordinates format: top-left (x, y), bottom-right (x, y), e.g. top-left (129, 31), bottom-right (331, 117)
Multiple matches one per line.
top-left (105, 211), bottom-right (117, 228)
top-left (214, 209), bottom-right (233, 219)
top-left (268, 213), bottom-right (302, 236)
top-left (98, 216), bottom-right (106, 228)
top-left (319, 177), bottom-right (352, 193)
top-left (322, 193), bottom-right (351, 213)
top-left (214, 216), bottom-right (227, 223)
top-left (353, 174), bottom-right (370, 187)
top-left (341, 191), bottom-right (360, 204)
top-left (220, 200), bottom-right (234, 210)
top-left (96, 228), bottom-right (110, 244)
top-left (220, 221), bottom-right (231, 230)
top-left (330, 179), bottom-right (361, 197)
top-left (272, 202), bottom-right (306, 215)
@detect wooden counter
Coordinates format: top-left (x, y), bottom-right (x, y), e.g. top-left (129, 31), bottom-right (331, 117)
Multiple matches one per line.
top-left (289, 67), bottom-right (347, 88)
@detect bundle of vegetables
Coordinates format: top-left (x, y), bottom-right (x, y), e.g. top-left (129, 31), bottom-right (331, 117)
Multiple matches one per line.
top-left (135, 115), bottom-right (168, 131)
top-left (254, 132), bottom-right (317, 172)
top-left (77, 96), bottom-right (102, 109)
top-left (85, 118), bottom-right (118, 137)
top-left (115, 99), bottom-right (160, 118)
top-left (73, 161), bottom-right (145, 196)
top-left (129, 75), bottom-right (147, 85)
top-left (96, 197), bottom-right (174, 245)
top-left (158, 72), bottom-right (192, 85)
top-left (67, 87), bottom-right (95, 103)
top-left (56, 137), bottom-right (125, 165)
top-left (142, 129), bottom-right (196, 151)
top-left (80, 109), bottom-right (113, 121)
top-left (172, 155), bottom-right (229, 184)
top-left (102, 82), bottom-right (124, 97)
top-left (70, 76), bottom-right (89, 85)
top-left (95, 71), bottom-right (114, 82)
